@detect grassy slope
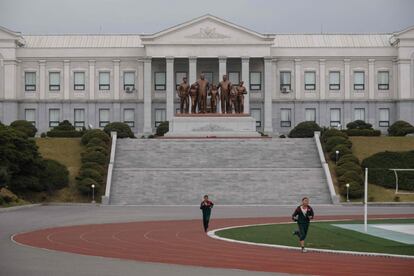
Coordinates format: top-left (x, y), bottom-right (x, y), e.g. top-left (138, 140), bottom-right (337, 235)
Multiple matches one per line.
top-left (217, 219), bottom-right (414, 256)
top-left (35, 138), bottom-right (89, 202)
top-left (329, 136), bottom-right (414, 202)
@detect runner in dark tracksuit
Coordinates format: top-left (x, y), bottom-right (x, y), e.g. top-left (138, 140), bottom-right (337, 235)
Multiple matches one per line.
top-left (200, 195), bottom-right (214, 232)
top-left (292, 197), bottom-right (314, 253)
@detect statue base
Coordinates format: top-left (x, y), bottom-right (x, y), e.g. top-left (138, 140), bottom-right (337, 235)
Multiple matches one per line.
top-left (165, 114), bottom-right (261, 138)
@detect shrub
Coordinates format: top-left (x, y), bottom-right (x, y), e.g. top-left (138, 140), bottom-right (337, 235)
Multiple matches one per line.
top-left (156, 121), bottom-right (169, 136)
top-left (346, 120), bottom-right (372, 130)
top-left (335, 162), bottom-right (363, 177)
top-left (81, 162), bottom-right (106, 175)
top-left (40, 132), bottom-right (46, 138)
top-left (329, 144), bottom-right (352, 161)
top-left (337, 154), bottom-right (360, 166)
top-left (40, 159), bottom-right (69, 191)
top-left (53, 120), bottom-right (76, 131)
top-left (288, 121), bottom-right (321, 138)
top-left (279, 134), bottom-right (286, 138)
top-left (388, 120), bottom-right (414, 136)
top-left (325, 136), bottom-right (352, 152)
top-left (339, 181), bottom-right (364, 199)
top-left (338, 171), bottom-right (364, 187)
top-left (81, 151), bottom-right (107, 165)
top-left (81, 129), bottom-right (110, 145)
top-left (86, 138), bottom-right (109, 149)
top-left (77, 177), bottom-right (99, 195)
top-left (85, 146), bottom-right (109, 157)
top-left (10, 120), bottom-right (37, 137)
top-left (321, 128), bottom-right (348, 143)
top-left (346, 129), bottom-right (381, 137)
top-left (361, 150), bottom-right (414, 190)
top-left (77, 168), bottom-right (103, 184)
top-left (47, 120), bottom-right (84, 137)
top-left (104, 122), bottom-right (135, 138)
top-left (10, 175), bottom-right (43, 192)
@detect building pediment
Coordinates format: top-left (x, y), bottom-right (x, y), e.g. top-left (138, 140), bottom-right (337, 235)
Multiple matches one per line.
top-left (0, 26), bottom-right (25, 46)
top-left (140, 14), bottom-right (274, 45)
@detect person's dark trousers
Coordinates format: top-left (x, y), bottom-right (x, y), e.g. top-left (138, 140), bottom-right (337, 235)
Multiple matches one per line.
top-left (298, 222), bottom-right (309, 241)
top-left (202, 210), bottom-right (211, 232)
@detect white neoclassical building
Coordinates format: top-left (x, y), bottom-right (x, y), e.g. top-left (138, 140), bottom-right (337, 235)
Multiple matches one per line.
top-left (0, 14), bottom-right (413, 135)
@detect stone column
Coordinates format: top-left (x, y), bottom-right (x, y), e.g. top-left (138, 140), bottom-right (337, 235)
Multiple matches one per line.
top-left (294, 59), bottom-right (302, 100)
top-left (397, 59), bottom-right (411, 99)
top-left (368, 58), bottom-right (375, 100)
top-left (143, 57), bottom-right (152, 134)
top-left (241, 57), bottom-right (250, 113)
top-left (63, 60), bottom-right (70, 100)
top-left (3, 60), bottom-right (18, 124)
top-left (392, 58), bottom-right (398, 99)
top-left (319, 59), bottom-right (326, 100)
top-left (137, 58), bottom-right (144, 100)
top-left (166, 57), bottom-right (174, 121)
top-left (39, 60), bottom-right (46, 100)
top-left (264, 57), bottom-right (273, 133)
top-left (113, 59), bottom-right (120, 100)
top-left (188, 57), bottom-right (197, 114)
top-left (344, 59), bottom-right (351, 100)
top-left (88, 60), bottom-right (95, 100)
top-left (218, 56), bottom-right (227, 79)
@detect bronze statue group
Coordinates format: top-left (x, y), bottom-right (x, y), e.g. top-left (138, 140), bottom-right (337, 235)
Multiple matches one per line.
top-left (177, 74), bottom-right (247, 114)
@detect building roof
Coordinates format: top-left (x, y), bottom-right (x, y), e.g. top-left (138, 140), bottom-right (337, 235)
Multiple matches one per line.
top-left (272, 34), bottom-right (392, 48)
top-left (22, 35), bottom-right (143, 48)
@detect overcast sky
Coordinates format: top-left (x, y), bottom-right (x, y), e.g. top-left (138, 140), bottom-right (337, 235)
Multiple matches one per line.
top-left (1, 0), bottom-right (413, 35)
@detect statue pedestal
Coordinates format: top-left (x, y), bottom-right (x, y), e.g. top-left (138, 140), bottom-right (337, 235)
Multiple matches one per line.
top-left (165, 114), bottom-right (261, 138)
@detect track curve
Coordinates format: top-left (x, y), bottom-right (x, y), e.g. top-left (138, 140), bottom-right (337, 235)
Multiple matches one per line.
top-left (13, 214), bottom-right (414, 276)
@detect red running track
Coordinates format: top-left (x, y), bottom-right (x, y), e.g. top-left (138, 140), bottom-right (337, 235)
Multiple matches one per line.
top-left (13, 214), bottom-right (414, 276)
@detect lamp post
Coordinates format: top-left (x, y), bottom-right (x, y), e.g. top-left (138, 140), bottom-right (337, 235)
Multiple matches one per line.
top-left (346, 183), bottom-right (350, 202)
top-left (335, 150), bottom-right (339, 165)
top-left (91, 184), bottom-right (95, 203)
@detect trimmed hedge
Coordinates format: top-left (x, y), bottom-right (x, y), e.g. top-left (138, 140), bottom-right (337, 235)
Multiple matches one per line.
top-left (81, 129), bottom-right (110, 145)
top-left (86, 138), bottom-right (108, 148)
top-left (84, 146), bottom-right (109, 157)
top-left (77, 177), bottom-right (99, 195)
top-left (77, 168), bottom-right (103, 184)
top-left (338, 171), bottom-right (364, 187)
top-left (335, 162), bottom-right (363, 177)
top-left (10, 120), bottom-right (37, 137)
top-left (104, 122), bottom-right (135, 138)
top-left (361, 150), bottom-right (414, 190)
top-left (81, 151), bottom-right (107, 165)
top-left (80, 162), bottom-right (105, 175)
top-left (339, 181), bottom-right (364, 199)
top-left (346, 120), bottom-right (372, 130)
top-left (325, 136), bottom-right (352, 152)
top-left (346, 129), bottom-right (381, 137)
top-left (156, 121), bottom-right (169, 136)
top-left (388, 120), bottom-right (414, 136)
top-left (47, 120), bottom-right (84, 137)
top-left (329, 144), bottom-right (352, 160)
top-left (321, 128), bottom-right (348, 143)
top-left (40, 159), bottom-right (69, 191)
top-left (337, 154), bottom-right (360, 166)
top-left (288, 121), bottom-right (321, 138)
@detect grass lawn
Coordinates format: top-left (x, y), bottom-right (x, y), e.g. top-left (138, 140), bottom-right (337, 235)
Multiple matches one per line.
top-left (35, 138), bottom-right (89, 203)
top-left (328, 136), bottom-right (414, 202)
top-left (216, 219), bottom-right (414, 256)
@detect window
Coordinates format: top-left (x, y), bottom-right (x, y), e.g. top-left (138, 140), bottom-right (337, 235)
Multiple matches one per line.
top-left (280, 108), bottom-right (291, 127)
top-left (354, 108), bottom-right (365, 121)
top-left (304, 71), bottom-right (316, 90)
top-left (330, 108), bottom-right (341, 127)
top-left (354, 71), bottom-right (365, 90)
top-left (74, 109), bottom-right (85, 128)
top-left (378, 71), bottom-right (389, 90)
top-left (123, 72), bottom-right (135, 91)
top-left (202, 71), bottom-right (213, 84)
top-left (49, 72), bottom-right (60, 91)
top-left (123, 109), bottom-right (135, 127)
top-left (250, 72), bottom-right (261, 90)
top-left (250, 108), bottom-right (262, 129)
top-left (280, 71), bottom-right (291, 91)
top-left (25, 109), bottom-right (36, 125)
top-left (25, 72), bottom-right (36, 91)
top-left (49, 109), bottom-right (60, 127)
top-left (74, 72), bottom-right (85, 90)
top-left (228, 72), bottom-right (240, 86)
top-left (329, 71), bottom-right (340, 90)
top-left (154, 72), bottom-right (166, 90)
top-left (155, 109), bottom-right (166, 127)
top-left (175, 71), bottom-right (187, 89)
top-left (379, 108), bottom-right (390, 127)
top-left (99, 109), bottom-right (110, 127)
top-left (99, 72), bottom-right (110, 90)
top-left (305, 108), bottom-right (316, 122)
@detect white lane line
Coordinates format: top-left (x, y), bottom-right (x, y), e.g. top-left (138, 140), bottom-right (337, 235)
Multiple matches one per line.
top-left (207, 220), bottom-right (414, 259)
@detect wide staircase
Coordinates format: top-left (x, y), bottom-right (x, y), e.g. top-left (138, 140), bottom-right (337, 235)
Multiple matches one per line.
top-left (109, 138), bottom-right (332, 205)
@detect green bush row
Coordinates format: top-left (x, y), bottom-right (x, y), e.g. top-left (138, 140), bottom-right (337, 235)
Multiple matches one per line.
top-left (388, 120), bottom-right (414, 136)
top-left (288, 121), bottom-right (321, 138)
